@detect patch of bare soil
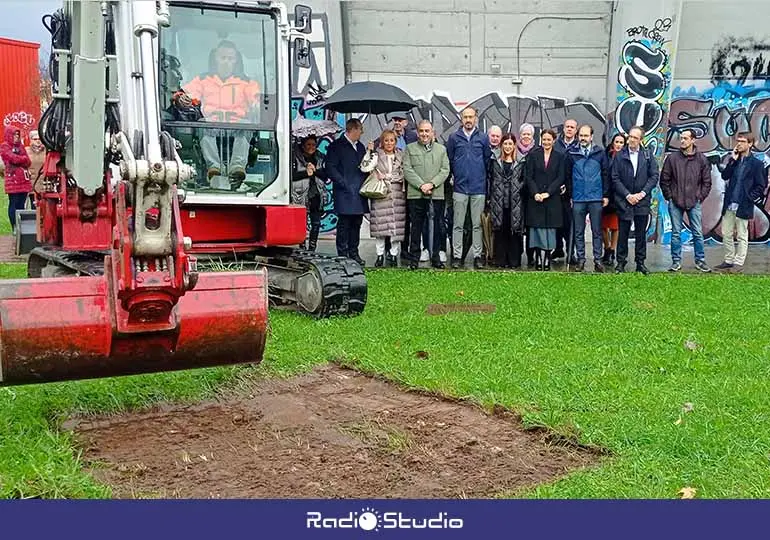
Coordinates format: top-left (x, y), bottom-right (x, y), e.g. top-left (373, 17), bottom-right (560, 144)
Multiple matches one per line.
top-left (66, 364), bottom-right (602, 499)
top-left (425, 303), bottom-right (496, 315)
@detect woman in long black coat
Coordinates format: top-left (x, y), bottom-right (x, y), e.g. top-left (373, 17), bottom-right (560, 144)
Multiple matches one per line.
top-left (488, 133), bottom-right (526, 268)
top-left (524, 128), bottom-right (567, 270)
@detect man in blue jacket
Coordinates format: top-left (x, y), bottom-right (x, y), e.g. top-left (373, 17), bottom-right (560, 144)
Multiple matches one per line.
top-left (714, 131), bottom-right (768, 273)
top-left (446, 107), bottom-right (492, 269)
top-left (567, 125), bottom-right (610, 272)
top-left (325, 118), bottom-right (368, 265)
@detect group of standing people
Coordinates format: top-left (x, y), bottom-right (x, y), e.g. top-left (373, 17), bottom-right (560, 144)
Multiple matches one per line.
top-left (0, 127), bottom-right (44, 234)
top-left (291, 107), bottom-right (767, 274)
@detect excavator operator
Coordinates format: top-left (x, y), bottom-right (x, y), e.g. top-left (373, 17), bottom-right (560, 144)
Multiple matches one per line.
top-left (174, 40), bottom-right (261, 187)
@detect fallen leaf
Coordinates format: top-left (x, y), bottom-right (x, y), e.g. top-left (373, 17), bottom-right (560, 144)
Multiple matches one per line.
top-left (456, 290), bottom-right (465, 296)
top-left (678, 487), bottom-right (697, 499)
top-left (684, 339), bottom-right (700, 351)
top-left (415, 350), bottom-right (429, 360)
top-left (674, 417), bottom-right (683, 426)
top-left (682, 402), bottom-right (694, 413)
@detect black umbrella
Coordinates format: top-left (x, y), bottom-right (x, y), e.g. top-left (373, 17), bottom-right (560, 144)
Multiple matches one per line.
top-left (322, 81), bottom-right (417, 115)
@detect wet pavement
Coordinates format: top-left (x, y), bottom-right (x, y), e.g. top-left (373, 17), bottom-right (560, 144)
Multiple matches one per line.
top-left (2, 233), bottom-right (768, 276)
top-left (315, 236), bottom-right (770, 275)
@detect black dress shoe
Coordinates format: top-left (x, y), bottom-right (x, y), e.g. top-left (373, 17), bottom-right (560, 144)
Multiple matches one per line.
top-left (351, 255), bottom-right (365, 266)
top-left (386, 254), bottom-right (397, 267)
top-left (451, 261), bottom-right (462, 269)
top-left (473, 257), bottom-right (485, 269)
top-left (374, 255), bottom-right (384, 267)
top-left (636, 264), bottom-right (650, 275)
top-left (615, 262), bottom-right (626, 273)
top-left (594, 261), bottom-right (605, 273)
top-left (409, 261), bottom-right (419, 270)
top-left (431, 260), bottom-right (445, 269)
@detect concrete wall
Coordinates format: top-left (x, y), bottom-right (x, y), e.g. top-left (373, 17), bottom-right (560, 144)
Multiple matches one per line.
top-left (343, 0), bottom-right (613, 110)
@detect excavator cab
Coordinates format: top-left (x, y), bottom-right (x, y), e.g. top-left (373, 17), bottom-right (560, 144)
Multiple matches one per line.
top-left (158, 5), bottom-right (280, 198)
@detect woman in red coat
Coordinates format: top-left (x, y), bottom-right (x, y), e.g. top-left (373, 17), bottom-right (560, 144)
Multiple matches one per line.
top-left (1, 127), bottom-right (33, 233)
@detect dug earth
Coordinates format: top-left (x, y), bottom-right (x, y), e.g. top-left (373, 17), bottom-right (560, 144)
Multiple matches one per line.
top-left (66, 364), bottom-right (603, 498)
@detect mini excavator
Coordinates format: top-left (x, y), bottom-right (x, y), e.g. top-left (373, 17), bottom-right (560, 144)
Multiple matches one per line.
top-left (0, 0), bottom-right (367, 387)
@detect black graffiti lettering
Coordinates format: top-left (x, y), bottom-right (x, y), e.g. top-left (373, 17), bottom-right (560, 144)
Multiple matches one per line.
top-left (290, 14), bottom-right (333, 95)
top-left (615, 39), bottom-right (669, 139)
top-left (619, 42), bottom-right (667, 99)
top-left (616, 98), bottom-right (663, 136)
top-left (358, 92), bottom-right (605, 148)
top-left (624, 18), bottom-right (671, 44)
top-left (710, 36), bottom-right (770, 84)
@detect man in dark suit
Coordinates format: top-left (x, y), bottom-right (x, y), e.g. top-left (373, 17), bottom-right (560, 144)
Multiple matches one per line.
top-left (610, 125), bottom-right (660, 275)
top-left (325, 118), bottom-right (368, 265)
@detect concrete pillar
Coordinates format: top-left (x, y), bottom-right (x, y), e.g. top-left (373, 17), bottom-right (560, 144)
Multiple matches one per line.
top-left (606, 0), bottom-right (684, 162)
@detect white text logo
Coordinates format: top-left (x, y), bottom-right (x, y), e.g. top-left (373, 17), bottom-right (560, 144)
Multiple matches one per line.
top-left (306, 506), bottom-right (464, 531)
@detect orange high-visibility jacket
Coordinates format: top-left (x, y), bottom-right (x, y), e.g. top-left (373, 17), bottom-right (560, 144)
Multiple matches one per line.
top-left (184, 74), bottom-right (261, 123)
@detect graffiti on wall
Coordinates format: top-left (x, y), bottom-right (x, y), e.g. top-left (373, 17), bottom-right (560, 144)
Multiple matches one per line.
top-left (710, 36), bottom-right (770, 86)
top-left (659, 35), bottom-right (770, 245)
top-left (625, 17), bottom-right (673, 46)
top-left (291, 84), bottom-right (344, 233)
top-left (666, 80), bottom-right (770, 244)
top-left (358, 92), bottom-right (606, 148)
top-left (614, 18), bottom-right (674, 159)
top-left (611, 17), bottom-right (675, 243)
top-left (290, 13), bottom-right (333, 96)
top-left (2, 110), bottom-right (37, 143)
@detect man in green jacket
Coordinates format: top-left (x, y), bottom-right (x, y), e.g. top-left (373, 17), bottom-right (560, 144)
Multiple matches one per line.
top-left (402, 120), bottom-right (450, 269)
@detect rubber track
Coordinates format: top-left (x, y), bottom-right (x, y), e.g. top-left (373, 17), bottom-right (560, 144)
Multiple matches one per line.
top-left (288, 248), bottom-right (367, 318)
top-left (252, 247), bottom-right (367, 319)
top-left (28, 246), bottom-right (368, 319)
top-left (27, 247), bottom-right (106, 277)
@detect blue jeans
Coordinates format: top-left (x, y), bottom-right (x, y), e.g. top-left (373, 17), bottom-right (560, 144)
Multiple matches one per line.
top-left (572, 201), bottom-right (603, 263)
top-left (668, 201), bottom-right (705, 263)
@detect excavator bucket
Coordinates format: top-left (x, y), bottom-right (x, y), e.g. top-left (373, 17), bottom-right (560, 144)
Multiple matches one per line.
top-left (0, 268), bottom-right (268, 386)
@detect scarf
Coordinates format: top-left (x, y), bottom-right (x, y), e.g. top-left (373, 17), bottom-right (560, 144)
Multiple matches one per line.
top-left (517, 140), bottom-right (534, 156)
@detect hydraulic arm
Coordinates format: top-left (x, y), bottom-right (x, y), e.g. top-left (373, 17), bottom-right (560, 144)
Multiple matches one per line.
top-left (0, 0), bottom-right (268, 386)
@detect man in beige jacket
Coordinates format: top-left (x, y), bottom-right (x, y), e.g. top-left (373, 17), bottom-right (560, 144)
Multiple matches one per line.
top-left (402, 120), bottom-right (450, 270)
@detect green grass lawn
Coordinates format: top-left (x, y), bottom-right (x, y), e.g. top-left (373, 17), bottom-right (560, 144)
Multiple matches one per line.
top-left (0, 264), bottom-right (769, 499)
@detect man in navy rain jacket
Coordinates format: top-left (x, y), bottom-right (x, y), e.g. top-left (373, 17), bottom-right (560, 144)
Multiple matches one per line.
top-left (446, 107), bottom-right (491, 269)
top-left (566, 124), bottom-right (610, 272)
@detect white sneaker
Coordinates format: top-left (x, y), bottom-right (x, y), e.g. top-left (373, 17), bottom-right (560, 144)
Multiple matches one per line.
top-left (439, 251), bottom-right (447, 263)
top-left (420, 249), bottom-right (429, 262)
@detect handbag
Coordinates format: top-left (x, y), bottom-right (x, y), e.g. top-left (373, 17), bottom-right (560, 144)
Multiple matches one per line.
top-left (360, 170), bottom-right (388, 199)
top-left (359, 152), bottom-right (389, 199)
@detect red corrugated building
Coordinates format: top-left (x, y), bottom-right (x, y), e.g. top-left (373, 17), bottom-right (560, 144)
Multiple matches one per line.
top-left (0, 37), bottom-right (41, 146)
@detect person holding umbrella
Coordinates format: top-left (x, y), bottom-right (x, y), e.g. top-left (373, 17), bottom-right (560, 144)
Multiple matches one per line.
top-left (325, 118), bottom-right (368, 265)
